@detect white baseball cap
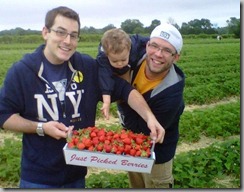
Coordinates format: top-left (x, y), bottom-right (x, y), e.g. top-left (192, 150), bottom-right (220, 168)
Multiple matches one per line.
top-left (150, 23), bottom-right (183, 53)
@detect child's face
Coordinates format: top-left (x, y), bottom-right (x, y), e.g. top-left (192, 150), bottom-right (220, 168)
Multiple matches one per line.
top-left (107, 49), bottom-right (130, 69)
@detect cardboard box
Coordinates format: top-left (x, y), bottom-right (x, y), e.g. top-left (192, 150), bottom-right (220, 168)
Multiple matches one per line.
top-left (63, 143), bottom-right (155, 173)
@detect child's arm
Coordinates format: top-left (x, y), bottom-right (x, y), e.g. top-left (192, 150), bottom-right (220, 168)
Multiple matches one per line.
top-left (101, 94), bottom-right (111, 120)
top-left (96, 50), bottom-right (115, 120)
top-left (96, 48), bottom-right (115, 95)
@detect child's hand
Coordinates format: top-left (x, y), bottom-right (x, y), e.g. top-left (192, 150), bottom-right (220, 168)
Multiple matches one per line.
top-left (102, 95), bottom-right (111, 120)
top-left (101, 102), bottom-right (110, 120)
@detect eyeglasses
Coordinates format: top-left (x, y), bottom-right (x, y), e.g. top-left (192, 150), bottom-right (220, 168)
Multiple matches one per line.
top-left (49, 28), bottom-right (80, 42)
top-left (148, 42), bottom-right (176, 57)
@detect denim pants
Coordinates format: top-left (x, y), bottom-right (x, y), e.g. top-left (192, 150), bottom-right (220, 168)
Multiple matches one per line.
top-left (19, 177), bottom-right (85, 188)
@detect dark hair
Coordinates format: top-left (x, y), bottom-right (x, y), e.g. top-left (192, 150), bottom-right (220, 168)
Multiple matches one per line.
top-left (45, 6), bottom-right (80, 34)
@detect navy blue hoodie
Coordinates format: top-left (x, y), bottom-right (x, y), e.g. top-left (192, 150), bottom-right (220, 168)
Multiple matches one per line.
top-left (118, 56), bottom-right (185, 164)
top-left (0, 44), bottom-right (133, 185)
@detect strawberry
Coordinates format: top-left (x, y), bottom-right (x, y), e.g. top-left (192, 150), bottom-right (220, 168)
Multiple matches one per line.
top-left (135, 150), bottom-right (141, 157)
top-left (104, 139), bottom-right (111, 145)
top-left (99, 135), bottom-right (105, 142)
top-left (135, 137), bottom-right (143, 145)
top-left (97, 129), bottom-right (106, 137)
top-left (124, 145), bottom-right (131, 154)
top-left (104, 144), bottom-right (112, 153)
top-left (129, 148), bottom-right (136, 156)
top-left (90, 131), bottom-right (97, 138)
top-left (120, 133), bottom-right (128, 139)
top-left (113, 133), bottom-right (119, 139)
top-left (92, 137), bottom-right (99, 145)
top-left (84, 138), bottom-right (92, 148)
top-left (106, 131), bottom-right (114, 136)
top-left (123, 137), bottom-right (131, 145)
top-left (88, 145), bottom-right (94, 151)
top-left (134, 144), bottom-right (141, 151)
top-left (76, 142), bottom-right (85, 150)
top-left (73, 130), bottom-right (79, 135)
top-left (96, 143), bottom-right (104, 152)
top-left (117, 145), bottom-right (124, 153)
top-left (67, 142), bottom-right (75, 149)
top-left (73, 137), bottom-right (79, 145)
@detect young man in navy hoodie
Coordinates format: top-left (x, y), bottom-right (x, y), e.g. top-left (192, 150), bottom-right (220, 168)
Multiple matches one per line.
top-left (117, 23), bottom-right (185, 188)
top-left (0, 6), bottom-right (164, 188)
top-left (98, 23), bottom-right (185, 188)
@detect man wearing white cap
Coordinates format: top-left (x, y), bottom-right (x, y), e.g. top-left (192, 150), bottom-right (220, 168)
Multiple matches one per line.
top-left (117, 23), bottom-right (185, 188)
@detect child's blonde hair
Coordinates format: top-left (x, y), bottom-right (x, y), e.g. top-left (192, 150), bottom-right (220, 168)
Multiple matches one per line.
top-left (101, 28), bottom-right (131, 55)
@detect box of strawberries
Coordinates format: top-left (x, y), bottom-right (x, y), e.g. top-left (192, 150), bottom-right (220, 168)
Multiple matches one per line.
top-left (63, 126), bottom-right (155, 173)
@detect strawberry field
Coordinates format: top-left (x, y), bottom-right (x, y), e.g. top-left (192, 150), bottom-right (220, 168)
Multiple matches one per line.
top-left (0, 37), bottom-right (240, 188)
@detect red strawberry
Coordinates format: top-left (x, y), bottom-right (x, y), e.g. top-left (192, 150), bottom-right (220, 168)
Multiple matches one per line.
top-left (113, 133), bottom-right (119, 139)
top-left (135, 150), bottom-right (141, 157)
top-left (84, 138), bottom-right (92, 148)
top-left (68, 142), bottom-right (75, 149)
top-left (106, 131), bottom-right (114, 136)
top-left (135, 137), bottom-right (143, 145)
top-left (120, 133), bottom-right (128, 139)
top-left (124, 145), bottom-right (131, 154)
top-left (104, 139), bottom-right (111, 145)
top-left (77, 142), bottom-right (85, 150)
top-left (92, 137), bottom-right (99, 145)
top-left (97, 129), bottom-right (105, 137)
top-left (96, 143), bottom-right (104, 152)
top-left (123, 137), bottom-right (131, 145)
top-left (73, 130), bottom-right (79, 135)
top-left (90, 131), bottom-right (97, 138)
top-left (73, 137), bottom-right (79, 145)
top-left (88, 145), bottom-right (94, 151)
top-left (99, 135), bottom-right (105, 142)
top-left (104, 144), bottom-right (112, 153)
top-left (117, 145), bottom-right (124, 153)
top-left (129, 148), bottom-right (136, 156)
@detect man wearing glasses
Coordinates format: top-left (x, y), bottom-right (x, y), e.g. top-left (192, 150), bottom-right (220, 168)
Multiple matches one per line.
top-left (117, 23), bottom-right (185, 188)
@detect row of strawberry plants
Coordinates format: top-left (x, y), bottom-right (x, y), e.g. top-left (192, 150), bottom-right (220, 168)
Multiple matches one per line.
top-left (180, 53), bottom-right (239, 66)
top-left (179, 40), bottom-right (239, 61)
top-left (183, 65), bottom-right (239, 77)
top-left (186, 73), bottom-right (240, 94)
top-left (85, 138), bottom-right (240, 188)
top-left (181, 67), bottom-right (239, 84)
top-left (179, 100), bottom-right (240, 143)
top-left (186, 71), bottom-right (239, 85)
top-left (184, 79), bottom-right (240, 105)
top-left (173, 138), bottom-right (240, 188)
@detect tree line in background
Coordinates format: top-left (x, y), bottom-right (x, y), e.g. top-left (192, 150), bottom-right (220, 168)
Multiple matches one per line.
top-left (0, 17), bottom-right (240, 41)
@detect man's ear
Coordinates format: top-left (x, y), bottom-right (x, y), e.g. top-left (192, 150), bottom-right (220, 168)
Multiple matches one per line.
top-left (174, 54), bottom-right (180, 62)
top-left (42, 27), bottom-right (49, 41)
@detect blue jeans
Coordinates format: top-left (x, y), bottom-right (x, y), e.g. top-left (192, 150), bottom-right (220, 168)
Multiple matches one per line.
top-left (19, 177), bottom-right (85, 188)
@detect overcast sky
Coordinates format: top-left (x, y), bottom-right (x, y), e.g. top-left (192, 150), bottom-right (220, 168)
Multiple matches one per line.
top-left (0, 0), bottom-right (240, 31)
